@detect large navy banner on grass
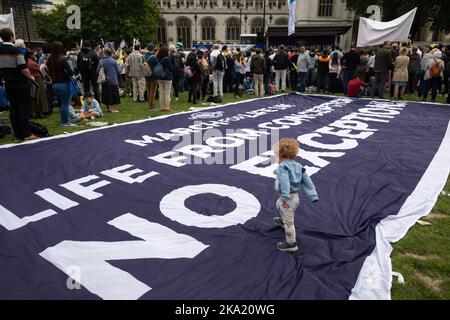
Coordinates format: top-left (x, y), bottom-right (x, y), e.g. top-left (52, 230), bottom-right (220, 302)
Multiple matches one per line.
top-left (0, 94), bottom-right (449, 300)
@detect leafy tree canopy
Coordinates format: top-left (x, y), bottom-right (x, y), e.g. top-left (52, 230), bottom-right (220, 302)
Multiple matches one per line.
top-left (33, 0), bottom-right (160, 48)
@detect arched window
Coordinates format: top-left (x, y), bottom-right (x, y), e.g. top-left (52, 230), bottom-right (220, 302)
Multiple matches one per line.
top-left (318, 0), bottom-right (334, 17)
top-left (255, 0), bottom-right (263, 9)
top-left (199, 0), bottom-right (207, 8)
top-left (226, 17), bottom-right (241, 42)
top-left (250, 17), bottom-right (264, 34)
top-left (176, 0), bottom-right (184, 9)
top-left (157, 19), bottom-right (167, 45)
top-left (223, 0), bottom-right (231, 8)
top-left (209, 0), bottom-right (218, 8)
top-left (268, 0), bottom-right (276, 9)
top-left (201, 18), bottom-right (216, 41)
top-left (274, 17), bottom-right (288, 25)
top-left (176, 17), bottom-right (192, 49)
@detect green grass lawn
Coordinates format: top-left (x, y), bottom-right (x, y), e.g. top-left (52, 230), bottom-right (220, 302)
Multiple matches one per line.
top-left (0, 89), bottom-right (449, 299)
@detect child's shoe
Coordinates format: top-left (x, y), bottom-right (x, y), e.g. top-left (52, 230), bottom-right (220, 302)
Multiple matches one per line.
top-left (277, 241), bottom-right (298, 252)
top-left (273, 217), bottom-right (285, 228)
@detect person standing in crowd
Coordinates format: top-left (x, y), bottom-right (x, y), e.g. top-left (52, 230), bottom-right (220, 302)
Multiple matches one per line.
top-left (341, 45), bottom-right (360, 95)
top-left (264, 49), bottom-right (273, 96)
top-left (94, 42), bottom-right (102, 57)
top-left (47, 41), bottom-right (77, 127)
top-left (442, 45), bottom-right (450, 97)
top-left (446, 52), bottom-right (450, 104)
top-left (358, 50), bottom-right (370, 83)
top-left (26, 50), bottom-right (49, 118)
top-left (391, 43), bottom-right (400, 63)
top-left (39, 43), bottom-right (50, 65)
top-left (407, 46), bottom-right (421, 94)
top-left (316, 50), bottom-right (330, 94)
top-left (392, 47), bottom-right (410, 100)
top-left (0, 28), bottom-right (37, 142)
top-left (273, 45), bottom-right (289, 93)
top-left (422, 50), bottom-right (445, 103)
top-left (371, 41), bottom-right (393, 99)
top-left (244, 50), bottom-right (252, 79)
top-left (187, 52), bottom-right (202, 105)
top-left (122, 49), bottom-right (132, 97)
top-left (210, 44), bottom-right (226, 102)
top-left (178, 51), bottom-right (186, 94)
top-left (418, 48), bottom-right (433, 98)
top-left (199, 50), bottom-right (210, 101)
top-left (250, 48), bottom-right (265, 98)
top-left (127, 44), bottom-right (146, 102)
top-left (367, 50), bottom-right (375, 80)
top-left (156, 46), bottom-right (173, 112)
top-left (223, 51), bottom-right (235, 94)
top-left (98, 48), bottom-right (122, 113)
top-left (144, 43), bottom-right (159, 110)
top-left (77, 40), bottom-right (100, 102)
top-left (296, 47), bottom-right (310, 93)
top-left (234, 51), bottom-right (246, 97)
top-left (328, 52), bottom-right (341, 95)
top-left (289, 49), bottom-right (299, 91)
top-left (169, 44), bottom-right (183, 101)
top-left (306, 49), bottom-right (318, 91)
top-left (330, 46), bottom-right (343, 61)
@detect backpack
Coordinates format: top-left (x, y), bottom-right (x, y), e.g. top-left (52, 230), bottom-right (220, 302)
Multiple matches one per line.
top-left (141, 55), bottom-right (152, 77)
top-left (78, 52), bottom-right (93, 75)
top-left (152, 58), bottom-right (166, 80)
top-left (430, 59), bottom-right (442, 78)
top-left (215, 53), bottom-right (225, 71)
top-left (29, 121), bottom-right (49, 137)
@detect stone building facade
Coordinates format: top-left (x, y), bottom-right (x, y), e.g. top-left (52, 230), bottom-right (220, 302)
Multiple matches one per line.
top-left (157, 0), bottom-right (356, 48)
top-left (1, 0), bottom-right (39, 42)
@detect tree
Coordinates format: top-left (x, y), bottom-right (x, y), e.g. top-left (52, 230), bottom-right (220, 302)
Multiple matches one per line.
top-left (343, 0), bottom-right (450, 39)
top-left (33, 0), bottom-right (160, 48)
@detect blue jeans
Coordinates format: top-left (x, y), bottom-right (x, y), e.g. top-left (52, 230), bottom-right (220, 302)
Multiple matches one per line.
top-left (52, 82), bottom-right (71, 125)
top-left (179, 74), bottom-right (185, 92)
top-left (297, 72), bottom-right (306, 92)
top-left (306, 69), bottom-right (316, 87)
top-left (264, 72), bottom-right (271, 95)
top-left (343, 70), bottom-right (356, 95)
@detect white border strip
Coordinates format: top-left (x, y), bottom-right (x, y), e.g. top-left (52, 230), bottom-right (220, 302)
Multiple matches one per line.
top-left (350, 120), bottom-right (450, 300)
top-left (0, 93), bottom-right (291, 150)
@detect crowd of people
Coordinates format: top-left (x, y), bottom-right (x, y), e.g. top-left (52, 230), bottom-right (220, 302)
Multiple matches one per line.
top-left (1, 26), bottom-right (449, 143)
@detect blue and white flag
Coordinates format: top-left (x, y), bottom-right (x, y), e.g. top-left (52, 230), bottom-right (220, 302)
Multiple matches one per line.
top-left (119, 39), bottom-right (126, 49)
top-left (288, 0), bottom-right (296, 36)
top-left (0, 94), bottom-right (449, 300)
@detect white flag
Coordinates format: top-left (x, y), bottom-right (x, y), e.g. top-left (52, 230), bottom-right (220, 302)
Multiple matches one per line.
top-left (0, 8), bottom-right (15, 38)
top-left (288, 0), bottom-right (296, 36)
top-left (357, 8), bottom-right (417, 47)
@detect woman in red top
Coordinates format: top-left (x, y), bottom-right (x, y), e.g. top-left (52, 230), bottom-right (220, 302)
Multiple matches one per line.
top-left (26, 50), bottom-right (49, 118)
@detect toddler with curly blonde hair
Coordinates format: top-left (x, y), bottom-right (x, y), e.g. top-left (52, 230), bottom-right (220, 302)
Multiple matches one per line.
top-left (273, 138), bottom-right (319, 252)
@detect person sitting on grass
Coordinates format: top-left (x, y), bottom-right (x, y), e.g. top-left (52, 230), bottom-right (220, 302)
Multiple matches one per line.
top-left (80, 91), bottom-right (103, 120)
top-left (346, 73), bottom-right (368, 98)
